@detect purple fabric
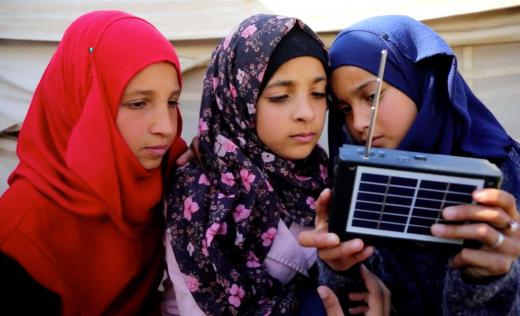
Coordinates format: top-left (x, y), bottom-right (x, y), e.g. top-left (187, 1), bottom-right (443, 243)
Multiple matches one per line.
top-left (328, 15), bottom-right (512, 161)
top-left (165, 14), bottom-right (329, 315)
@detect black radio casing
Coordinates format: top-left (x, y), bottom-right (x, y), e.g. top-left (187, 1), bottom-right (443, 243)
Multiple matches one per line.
top-left (329, 144), bottom-right (503, 252)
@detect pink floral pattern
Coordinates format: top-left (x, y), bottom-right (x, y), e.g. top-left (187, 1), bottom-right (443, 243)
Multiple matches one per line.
top-left (261, 227), bottom-right (277, 246)
top-left (240, 25), bottom-right (257, 38)
top-left (165, 14), bottom-right (329, 315)
top-left (306, 196), bottom-right (316, 210)
top-left (320, 163), bottom-right (327, 180)
top-left (246, 251), bottom-right (261, 268)
top-left (228, 284), bottom-right (246, 307)
top-left (199, 118), bottom-right (209, 132)
top-left (205, 222), bottom-right (227, 246)
top-left (198, 174), bottom-right (210, 185)
top-left (240, 169), bottom-right (256, 191)
top-left (183, 197), bottom-right (199, 220)
top-left (221, 172), bottom-right (235, 186)
top-left (184, 274), bottom-right (200, 292)
top-left (233, 204), bottom-right (251, 222)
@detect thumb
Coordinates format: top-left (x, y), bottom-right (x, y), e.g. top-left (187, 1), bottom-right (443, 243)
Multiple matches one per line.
top-left (318, 286), bottom-right (344, 316)
top-left (315, 188), bottom-right (332, 227)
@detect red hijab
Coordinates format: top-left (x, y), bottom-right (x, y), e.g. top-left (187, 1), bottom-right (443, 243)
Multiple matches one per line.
top-left (0, 10), bottom-right (186, 315)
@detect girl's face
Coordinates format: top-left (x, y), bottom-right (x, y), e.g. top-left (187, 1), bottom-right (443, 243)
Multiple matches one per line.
top-left (331, 65), bottom-right (417, 149)
top-left (117, 62), bottom-right (180, 170)
top-left (256, 56), bottom-right (327, 160)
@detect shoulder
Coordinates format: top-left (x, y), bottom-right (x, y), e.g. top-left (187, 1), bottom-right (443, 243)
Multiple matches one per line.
top-left (166, 161), bottom-right (208, 194)
top-left (0, 179), bottom-right (49, 242)
top-left (164, 161), bottom-right (212, 214)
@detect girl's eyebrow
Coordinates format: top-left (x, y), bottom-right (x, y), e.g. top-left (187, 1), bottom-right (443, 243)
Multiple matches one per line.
top-left (123, 89), bottom-right (181, 96)
top-left (265, 76), bottom-right (326, 90)
top-left (351, 79), bottom-right (377, 95)
top-left (265, 80), bottom-right (293, 89)
top-left (334, 79), bottom-right (376, 104)
top-left (313, 76), bottom-right (327, 84)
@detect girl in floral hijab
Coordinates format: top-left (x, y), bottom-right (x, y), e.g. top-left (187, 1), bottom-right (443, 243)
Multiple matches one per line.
top-left (164, 14), bottom-right (330, 315)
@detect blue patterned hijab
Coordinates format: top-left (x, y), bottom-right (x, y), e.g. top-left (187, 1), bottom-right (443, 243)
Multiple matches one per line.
top-left (328, 15), bottom-right (513, 163)
top-left (165, 14), bottom-right (329, 315)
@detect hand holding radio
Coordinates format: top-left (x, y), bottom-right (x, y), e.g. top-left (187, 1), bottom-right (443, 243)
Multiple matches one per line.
top-left (318, 264), bottom-right (391, 316)
top-left (298, 188), bottom-right (374, 272)
top-left (432, 188), bottom-right (520, 278)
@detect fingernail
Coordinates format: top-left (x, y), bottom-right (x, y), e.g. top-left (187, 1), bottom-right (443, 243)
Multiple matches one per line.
top-left (473, 189), bottom-right (486, 200)
top-left (431, 224), bottom-right (443, 235)
top-left (351, 239), bottom-right (363, 249)
top-left (327, 234), bottom-right (339, 243)
top-left (443, 207), bottom-right (456, 219)
top-left (317, 286), bottom-right (328, 299)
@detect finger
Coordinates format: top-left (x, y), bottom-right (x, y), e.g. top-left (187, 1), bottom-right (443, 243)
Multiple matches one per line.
top-left (317, 286), bottom-right (344, 316)
top-left (175, 148), bottom-right (195, 166)
top-left (360, 264), bottom-right (388, 316)
top-left (380, 278), bottom-right (391, 316)
top-left (348, 305), bottom-right (368, 315)
top-left (442, 204), bottom-right (511, 230)
top-left (317, 239), bottom-right (365, 260)
top-left (348, 292), bottom-right (368, 302)
top-left (451, 247), bottom-right (515, 276)
top-left (190, 136), bottom-right (202, 164)
top-left (432, 222), bottom-right (503, 246)
top-left (320, 245), bottom-right (374, 272)
top-left (315, 188), bottom-right (332, 227)
top-left (298, 231), bottom-right (340, 248)
top-left (473, 189), bottom-right (518, 220)
top-left (359, 264), bottom-right (381, 294)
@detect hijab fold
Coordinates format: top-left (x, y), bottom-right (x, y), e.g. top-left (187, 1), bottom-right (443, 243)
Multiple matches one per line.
top-left (0, 10), bottom-right (185, 315)
top-left (166, 14), bottom-right (329, 315)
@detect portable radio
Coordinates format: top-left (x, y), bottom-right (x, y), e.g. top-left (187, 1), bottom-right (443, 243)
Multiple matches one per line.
top-left (329, 145), bottom-right (502, 251)
top-left (328, 49), bottom-right (502, 252)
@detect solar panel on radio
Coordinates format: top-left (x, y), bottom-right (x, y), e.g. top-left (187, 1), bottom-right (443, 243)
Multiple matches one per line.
top-left (352, 167), bottom-right (476, 240)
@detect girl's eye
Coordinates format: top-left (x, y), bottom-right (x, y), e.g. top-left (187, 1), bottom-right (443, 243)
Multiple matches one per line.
top-left (311, 91), bottom-right (326, 99)
top-left (336, 101), bottom-right (352, 115)
top-left (125, 101), bottom-right (147, 109)
top-left (365, 93), bottom-right (376, 103)
top-left (267, 95), bottom-right (288, 103)
top-left (339, 106), bottom-right (352, 115)
top-left (168, 100), bottom-right (179, 108)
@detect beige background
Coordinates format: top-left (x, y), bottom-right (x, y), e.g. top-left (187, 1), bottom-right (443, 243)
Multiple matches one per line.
top-left (1, 1), bottom-right (520, 193)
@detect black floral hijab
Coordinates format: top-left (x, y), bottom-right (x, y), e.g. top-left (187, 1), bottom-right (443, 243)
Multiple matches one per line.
top-left (165, 14), bottom-right (329, 315)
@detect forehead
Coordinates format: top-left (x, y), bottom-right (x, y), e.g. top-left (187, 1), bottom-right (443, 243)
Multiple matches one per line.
top-left (331, 66), bottom-right (375, 96)
top-left (268, 57), bottom-right (326, 80)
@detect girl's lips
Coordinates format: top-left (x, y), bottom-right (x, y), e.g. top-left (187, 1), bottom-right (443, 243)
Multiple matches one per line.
top-left (144, 145), bottom-right (169, 156)
top-left (369, 136), bottom-right (384, 147)
top-left (291, 132), bottom-right (316, 143)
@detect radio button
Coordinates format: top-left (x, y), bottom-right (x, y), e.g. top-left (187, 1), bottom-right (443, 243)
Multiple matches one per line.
top-left (397, 155), bottom-right (409, 162)
top-left (414, 154), bottom-right (428, 161)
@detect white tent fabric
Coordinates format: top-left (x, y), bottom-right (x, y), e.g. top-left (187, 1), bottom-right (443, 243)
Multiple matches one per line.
top-left (1, 1), bottom-right (520, 193)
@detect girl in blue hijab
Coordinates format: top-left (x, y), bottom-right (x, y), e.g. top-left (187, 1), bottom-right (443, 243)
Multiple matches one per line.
top-left (300, 15), bottom-right (520, 315)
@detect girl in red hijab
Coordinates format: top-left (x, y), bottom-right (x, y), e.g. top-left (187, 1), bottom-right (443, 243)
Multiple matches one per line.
top-left (0, 10), bottom-right (186, 315)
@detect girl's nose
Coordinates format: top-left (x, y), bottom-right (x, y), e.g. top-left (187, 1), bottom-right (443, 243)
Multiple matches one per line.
top-left (151, 103), bottom-right (176, 137)
top-left (293, 96), bottom-right (316, 122)
top-left (350, 103), bottom-right (371, 135)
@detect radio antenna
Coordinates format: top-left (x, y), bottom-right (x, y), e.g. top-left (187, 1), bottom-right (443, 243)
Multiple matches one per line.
top-left (364, 49), bottom-right (388, 159)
